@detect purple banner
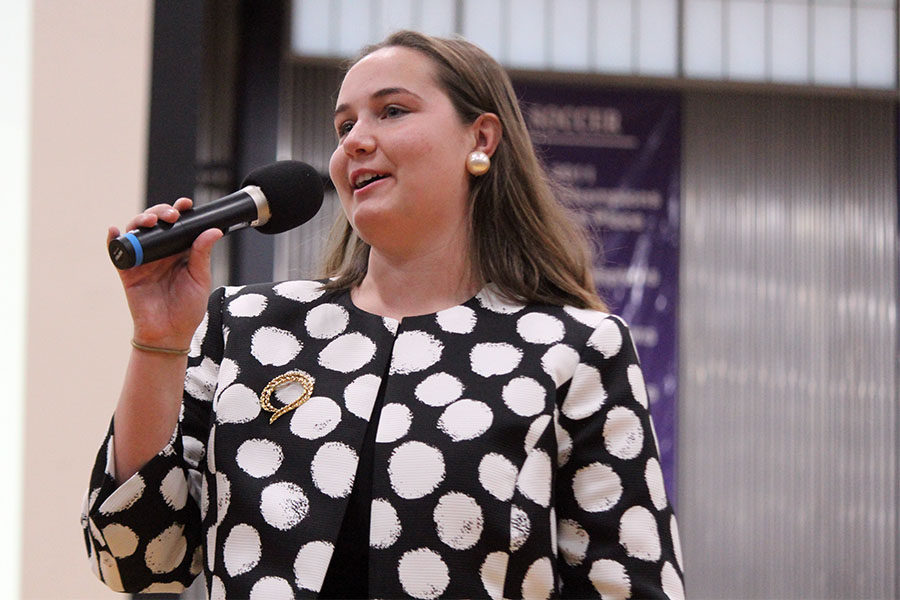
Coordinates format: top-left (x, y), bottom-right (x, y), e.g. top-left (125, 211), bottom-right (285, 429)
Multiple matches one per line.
top-left (516, 83), bottom-right (680, 502)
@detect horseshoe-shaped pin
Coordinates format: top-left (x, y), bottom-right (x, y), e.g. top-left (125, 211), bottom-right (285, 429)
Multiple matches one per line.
top-left (259, 370), bottom-right (315, 424)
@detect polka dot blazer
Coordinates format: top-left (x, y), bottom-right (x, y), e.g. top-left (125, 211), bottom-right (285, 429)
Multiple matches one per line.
top-left (82, 281), bottom-right (684, 599)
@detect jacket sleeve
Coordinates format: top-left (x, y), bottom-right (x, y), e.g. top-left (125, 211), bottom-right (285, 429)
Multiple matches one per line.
top-left (81, 287), bottom-right (225, 594)
top-left (554, 315), bottom-right (684, 599)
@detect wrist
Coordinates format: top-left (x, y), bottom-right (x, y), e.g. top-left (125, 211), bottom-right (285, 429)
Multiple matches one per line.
top-left (131, 338), bottom-right (190, 356)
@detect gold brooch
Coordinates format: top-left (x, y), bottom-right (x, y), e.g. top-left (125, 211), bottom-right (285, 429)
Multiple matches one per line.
top-left (259, 370), bottom-right (315, 424)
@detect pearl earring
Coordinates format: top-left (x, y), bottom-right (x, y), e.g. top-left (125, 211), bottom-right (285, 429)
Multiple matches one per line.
top-left (466, 151), bottom-right (491, 176)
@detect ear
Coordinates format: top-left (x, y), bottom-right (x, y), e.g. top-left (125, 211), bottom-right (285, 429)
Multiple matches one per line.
top-left (469, 113), bottom-right (502, 157)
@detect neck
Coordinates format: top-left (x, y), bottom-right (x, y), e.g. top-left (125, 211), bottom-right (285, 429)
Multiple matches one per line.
top-left (352, 241), bottom-right (483, 321)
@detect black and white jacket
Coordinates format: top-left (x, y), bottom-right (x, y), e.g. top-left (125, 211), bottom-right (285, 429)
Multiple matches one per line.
top-left (82, 281), bottom-right (684, 599)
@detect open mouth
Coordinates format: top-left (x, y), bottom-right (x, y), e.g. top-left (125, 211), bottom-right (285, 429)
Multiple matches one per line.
top-left (353, 173), bottom-right (389, 190)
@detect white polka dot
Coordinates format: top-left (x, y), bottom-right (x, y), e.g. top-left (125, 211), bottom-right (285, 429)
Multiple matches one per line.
top-left (223, 285), bottom-right (244, 297)
top-left (521, 557), bottom-right (553, 600)
top-left (319, 333), bottom-right (376, 373)
top-left (619, 505), bottom-right (661, 561)
top-left (561, 363), bottom-right (606, 420)
top-left (99, 475), bottom-right (145, 515)
top-left (383, 317), bottom-right (399, 334)
top-left (370, 498), bottom-right (402, 549)
top-left (311, 442), bottom-right (357, 498)
top-left (436, 305), bottom-right (477, 333)
top-left (661, 562), bottom-right (685, 600)
top-left (564, 306), bottom-right (608, 327)
top-left (260, 482), bottom-right (309, 530)
top-left (293, 540), bottom-right (333, 592)
top-left (216, 358), bottom-right (240, 392)
top-left (216, 384), bottom-right (260, 424)
top-left (215, 472), bottom-right (230, 525)
top-left (524, 414), bottom-right (551, 454)
top-left (480, 551), bottom-right (509, 600)
top-left (554, 413), bottom-right (573, 467)
top-left (517, 313), bottom-right (565, 344)
top-left (588, 317), bottom-right (624, 358)
top-left (502, 377), bottom-right (546, 416)
top-left (376, 404), bottom-right (412, 443)
top-left (541, 344), bottom-right (580, 387)
top-left (438, 399), bottom-right (493, 441)
top-left (434, 492), bottom-right (483, 550)
top-left (478, 453), bottom-right (518, 501)
top-left (415, 372), bottom-right (464, 406)
top-left (99, 551), bottom-right (124, 591)
top-left (344, 373), bottom-right (380, 419)
top-left (102, 524), bottom-right (138, 558)
top-left (289, 396), bottom-right (342, 440)
top-left (558, 519), bottom-right (589, 566)
top-left (471, 343), bottom-right (522, 377)
top-left (573, 462), bottom-right (622, 512)
top-left (223, 523), bottom-right (261, 576)
top-left (145, 524), bottom-right (187, 574)
top-left (671, 515), bottom-right (683, 570)
top-left (550, 508), bottom-right (557, 557)
top-left (398, 548), bottom-right (449, 599)
top-left (389, 441), bottom-right (445, 499)
top-left (250, 576), bottom-right (295, 600)
top-left (273, 280), bottom-right (325, 302)
top-left (645, 457), bottom-right (668, 510)
top-left (516, 449), bottom-right (552, 507)
top-left (628, 364), bottom-right (648, 408)
top-left (305, 303), bottom-right (349, 339)
top-left (207, 526), bottom-right (217, 572)
top-left (228, 293), bottom-right (267, 317)
top-left (589, 559), bottom-right (631, 600)
top-left (236, 439), bottom-right (283, 478)
top-left (189, 312), bottom-right (208, 358)
top-left (183, 435), bottom-right (205, 468)
top-left (604, 406), bottom-right (644, 460)
top-left (251, 327), bottom-right (301, 367)
top-left (210, 575), bottom-right (225, 600)
top-left (510, 504), bottom-right (531, 552)
top-left (477, 286), bottom-right (524, 314)
top-left (160, 467), bottom-right (188, 510)
top-left (390, 330), bottom-right (443, 374)
top-left (185, 357), bottom-right (219, 401)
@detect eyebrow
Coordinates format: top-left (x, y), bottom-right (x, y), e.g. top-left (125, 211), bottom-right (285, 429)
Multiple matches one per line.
top-left (333, 87), bottom-right (423, 118)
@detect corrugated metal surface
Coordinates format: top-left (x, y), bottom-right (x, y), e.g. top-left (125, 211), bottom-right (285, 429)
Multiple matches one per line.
top-left (680, 92), bottom-right (897, 598)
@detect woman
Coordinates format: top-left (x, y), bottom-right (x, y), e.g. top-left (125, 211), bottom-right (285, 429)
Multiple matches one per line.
top-left (83, 31), bottom-right (684, 599)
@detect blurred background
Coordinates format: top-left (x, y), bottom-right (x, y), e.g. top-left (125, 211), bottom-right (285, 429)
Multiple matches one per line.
top-left (2, 0), bottom-right (896, 598)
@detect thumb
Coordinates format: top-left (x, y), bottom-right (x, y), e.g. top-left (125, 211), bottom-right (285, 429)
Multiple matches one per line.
top-left (187, 228), bottom-right (224, 280)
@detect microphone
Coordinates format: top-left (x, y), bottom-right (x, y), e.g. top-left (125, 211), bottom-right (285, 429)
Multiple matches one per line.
top-left (108, 161), bottom-right (325, 269)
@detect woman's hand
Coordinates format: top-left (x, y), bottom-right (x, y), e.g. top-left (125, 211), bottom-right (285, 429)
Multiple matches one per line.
top-left (109, 197), bottom-right (224, 350)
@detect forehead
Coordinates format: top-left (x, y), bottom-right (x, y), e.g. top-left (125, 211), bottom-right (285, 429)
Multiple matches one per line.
top-left (336, 46), bottom-right (440, 104)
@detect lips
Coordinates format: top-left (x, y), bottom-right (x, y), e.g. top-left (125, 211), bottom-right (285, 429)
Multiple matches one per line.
top-left (352, 171), bottom-right (389, 190)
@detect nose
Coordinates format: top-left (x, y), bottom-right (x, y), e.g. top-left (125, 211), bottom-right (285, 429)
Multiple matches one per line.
top-left (342, 119), bottom-right (375, 156)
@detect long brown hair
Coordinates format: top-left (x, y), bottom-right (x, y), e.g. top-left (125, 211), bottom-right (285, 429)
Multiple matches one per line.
top-left (321, 30), bottom-right (605, 311)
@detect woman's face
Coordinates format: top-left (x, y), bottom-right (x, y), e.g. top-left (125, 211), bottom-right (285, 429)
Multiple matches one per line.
top-left (329, 46), bottom-right (475, 258)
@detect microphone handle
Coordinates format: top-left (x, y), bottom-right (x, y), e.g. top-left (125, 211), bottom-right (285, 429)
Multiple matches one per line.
top-left (108, 190), bottom-right (260, 269)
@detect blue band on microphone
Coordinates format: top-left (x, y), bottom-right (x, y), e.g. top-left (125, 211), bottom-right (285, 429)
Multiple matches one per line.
top-left (124, 232), bottom-right (143, 266)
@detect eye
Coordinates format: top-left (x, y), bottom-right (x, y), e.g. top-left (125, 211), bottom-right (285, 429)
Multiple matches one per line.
top-left (382, 105), bottom-right (408, 119)
top-left (336, 120), bottom-right (354, 137)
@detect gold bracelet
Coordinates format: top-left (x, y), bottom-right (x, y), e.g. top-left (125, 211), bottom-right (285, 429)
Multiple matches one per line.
top-left (131, 339), bottom-right (190, 356)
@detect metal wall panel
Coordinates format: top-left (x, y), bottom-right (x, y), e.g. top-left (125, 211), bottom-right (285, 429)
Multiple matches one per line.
top-left (680, 92), bottom-right (897, 598)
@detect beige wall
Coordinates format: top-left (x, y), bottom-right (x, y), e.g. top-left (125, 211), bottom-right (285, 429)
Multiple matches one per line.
top-left (23, 1), bottom-right (153, 598)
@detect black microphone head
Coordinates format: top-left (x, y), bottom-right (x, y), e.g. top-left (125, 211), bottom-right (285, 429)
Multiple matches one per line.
top-left (241, 160), bottom-right (325, 234)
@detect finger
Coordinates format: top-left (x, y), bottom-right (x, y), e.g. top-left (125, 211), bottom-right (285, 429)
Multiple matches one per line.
top-left (172, 197), bottom-right (194, 212)
top-left (107, 226), bottom-right (121, 244)
top-left (124, 211), bottom-right (159, 232)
